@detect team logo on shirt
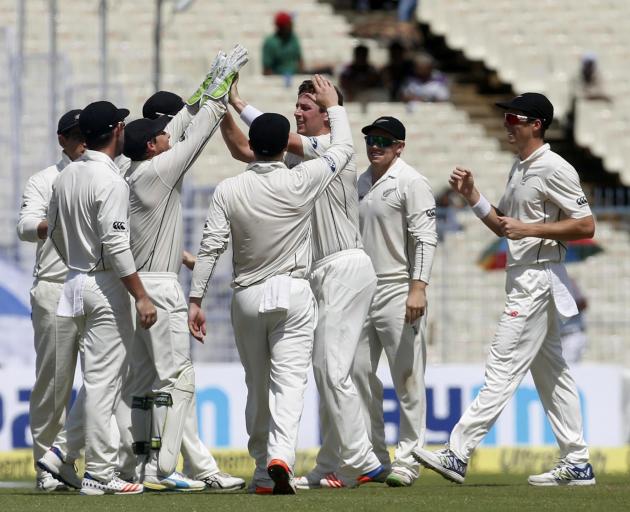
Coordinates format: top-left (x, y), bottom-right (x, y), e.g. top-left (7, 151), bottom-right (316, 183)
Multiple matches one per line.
top-left (112, 221), bottom-right (126, 231)
top-left (322, 155), bottom-right (336, 172)
top-left (425, 207), bottom-right (436, 218)
top-left (382, 187), bottom-right (396, 198)
top-left (576, 196), bottom-right (588, 206)
top-left (309, 137), bottom-right (318, 150)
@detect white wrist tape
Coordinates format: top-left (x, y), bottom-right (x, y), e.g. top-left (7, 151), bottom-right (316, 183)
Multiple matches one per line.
top-left (240, 104), bottom-right (263, 127)
top-left (471, 194), bottom-right (492, 219)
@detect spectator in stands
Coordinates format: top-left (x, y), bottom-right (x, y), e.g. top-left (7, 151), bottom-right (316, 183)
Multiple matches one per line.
top-left (400, 54), bottom-right (450, 103)
top-left (566, 52), bottom-right (611, 138)
top-left (381, 40), bottom-right (414, 101)
top-left (398, 0), bottom-right (418, 22)
top-left (560, 276), bottom-right (588, 364)
top-left (572, 52), bottom-right (610, 102)
top-left (339, 44), bottom-right (381, 101)
top-left (262, 11), bottom-right (304, 76)
top-left (435, 188), bottom-right (463, 241)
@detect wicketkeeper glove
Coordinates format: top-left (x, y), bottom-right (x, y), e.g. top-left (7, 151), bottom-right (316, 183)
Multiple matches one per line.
top-left (186, 51), bottom-right (227, 106)
top-left (200, 44), bottom-right (249, 103)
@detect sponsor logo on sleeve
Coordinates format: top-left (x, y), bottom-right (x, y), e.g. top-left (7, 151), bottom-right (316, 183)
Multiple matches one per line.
top-left (322, 155), bottom-right (336, 173)
top-left (576, 196), bottom-right (588, 206)
top-left (309, 137), bottom-right (318, 150)
top-left (425, 207), bottom-right (436, 218)
top-left (112, 221), bottom-right (126, 231)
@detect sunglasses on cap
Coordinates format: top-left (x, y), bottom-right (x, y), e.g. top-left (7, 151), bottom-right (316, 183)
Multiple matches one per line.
top-left (504, 112), bottom-right (539, 126)
top-left (364, 134), bottom-right (400, 148)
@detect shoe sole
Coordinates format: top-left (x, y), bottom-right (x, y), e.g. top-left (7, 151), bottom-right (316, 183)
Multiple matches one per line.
top-left (268, 463), bottom-right (296, 495)
top-left (143, 481), bottom-right (204, 492)
top-left (295, 483), bottom-right (320, 490)
top-left (80, 487), bottom-right (144, 495)
top-left (385, 475), bottom-right (412, 487)
top-left (528, 478), bottom-right (596, 487)
top-left (412, 451), bottom-right (464, 485)
top-left (204, 482), bottom-right (246, 493)
top-left (36, 460), bottom-right (81, 490)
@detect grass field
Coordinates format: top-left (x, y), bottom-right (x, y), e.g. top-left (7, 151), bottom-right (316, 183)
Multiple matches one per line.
top-left (1, 473), bottom-right (629, 512)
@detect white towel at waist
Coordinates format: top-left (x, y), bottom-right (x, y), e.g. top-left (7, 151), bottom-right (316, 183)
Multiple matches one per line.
top-left (57, 270), bottom-right (87, 317)
top-left (258, 274), bottom-right (293, 313)
top-left (546, 262), bottom-right (578, 320)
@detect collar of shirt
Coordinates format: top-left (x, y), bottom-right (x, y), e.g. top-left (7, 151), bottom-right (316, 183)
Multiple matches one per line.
top-left (57, 151), bottom-right (73, 171)
top-left (518, 143), bottom-right (550, 166)
top-left (82, 149), bottom-right (121, 175)
top-left (246, 161), bottom-right (287, 174)
top-left (368, 157), bottom-right (405, 188)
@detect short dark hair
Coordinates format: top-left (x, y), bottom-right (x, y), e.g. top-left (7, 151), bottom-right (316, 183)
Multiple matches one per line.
top-left (297, 80), bottom-right (344, 107)
top-left (86, 130), bottom-right (114, 150)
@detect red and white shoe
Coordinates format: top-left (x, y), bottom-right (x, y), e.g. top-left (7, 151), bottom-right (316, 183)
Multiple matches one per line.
top-left (320, 473), bottom-right (347, 489)
top-left (267, 459), bottom-right (297, 495)
top-left (80, 473), bottom-right (143, 496)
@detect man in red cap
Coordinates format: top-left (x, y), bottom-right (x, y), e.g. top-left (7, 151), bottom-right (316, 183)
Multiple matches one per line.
top-left (262, 11), bottom-right (304, 76)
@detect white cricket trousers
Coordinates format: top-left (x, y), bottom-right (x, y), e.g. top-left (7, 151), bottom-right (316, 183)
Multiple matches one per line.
top-left (29, 279), bottom-right (84, 472)
top-left (70, 271), bottom-right (133, 482)
top-left (309, 249), bottom-right (381, 477)
top-left (353, 280), bottom-right (427, 479)
top-left (231, 277), bottom-right (315, 485)
top-left (561, 330), bottom-right (587, 364)
top-left (117, 273), bottom-right (219, 480)
top-left (449, 265), bottom-right (589, 464)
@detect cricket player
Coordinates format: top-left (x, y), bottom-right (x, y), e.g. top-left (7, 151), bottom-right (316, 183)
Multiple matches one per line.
top-left (188, 75), bottom-right (352, 495)
top-left (44, 100), bottom-right (158, 496)
top-left (220, 79), bottom-right (384, 489)
top-left (116, 47), bottom-right (247, 492)
top-left (413, 93), bottom-right (596, 487)
top-left (17, 110), bottom-right (86, 491)
top-left (353, 116), bottom-right (437, 487)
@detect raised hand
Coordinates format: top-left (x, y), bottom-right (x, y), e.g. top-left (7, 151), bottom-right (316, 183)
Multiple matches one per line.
top-left (448, 166), bottom-right (477, 203)
top-left (312, 74), bottom-right (339, 110)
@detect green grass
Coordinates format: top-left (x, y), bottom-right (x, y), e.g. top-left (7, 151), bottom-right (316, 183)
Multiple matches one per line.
top-left (1, 473), bottom-right (629, 512)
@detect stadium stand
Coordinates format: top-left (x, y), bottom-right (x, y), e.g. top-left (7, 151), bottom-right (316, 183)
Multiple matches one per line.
top-left (417, 0), bottom-right (630, 181)
top-left (0, 0), bottom-right (628, 366)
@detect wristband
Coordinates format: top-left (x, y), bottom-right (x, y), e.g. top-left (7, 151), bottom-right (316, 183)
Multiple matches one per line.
top-left (240, 104), bottom-right (263, 127)
top-left (471, 194), bottom-right (492, 219)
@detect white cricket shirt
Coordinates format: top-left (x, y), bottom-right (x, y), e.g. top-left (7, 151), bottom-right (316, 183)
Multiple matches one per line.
top-left (190, 106), bottom-right (354, 296)
top-left (358, 158), bottom-right (437, 284)
top-left (126, 101), bottom-right (225, 274)
top-left (285, 134), bottom-right (362, 262)
top-left (498, 143), bottom-right (593, 267)
top-left (17, 151), bottom-right (72, 282)
top-left (48, 149), bottom-right (136, 277)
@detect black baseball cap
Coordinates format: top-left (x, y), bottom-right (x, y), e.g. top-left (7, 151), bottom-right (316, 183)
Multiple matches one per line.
top-left (57, 109), bottom-right (82, 134)
top-left (123, 116), bottom-right (171, 161)
top-left (496, 93), bottom-right (554, 128)
top-left (361, 116), bottom-right (406, 141)
top-left (79, 101), bottom-right (130, 139)
top-left (249, 113), bottom-right (290, 156)
top-left (143, 91), bottom-right (184, 119)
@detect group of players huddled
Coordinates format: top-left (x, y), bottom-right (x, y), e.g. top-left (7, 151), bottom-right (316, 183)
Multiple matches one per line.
top-left (19, 42), bottom-right (596, 496)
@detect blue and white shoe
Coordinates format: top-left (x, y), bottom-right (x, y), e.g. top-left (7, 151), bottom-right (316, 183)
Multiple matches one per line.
top-left (528, 461), bottom-right (596, 486)
top-left (412, 447), bottom-right (467, 484)
top-left (143, 471), bottom-right (205, 492)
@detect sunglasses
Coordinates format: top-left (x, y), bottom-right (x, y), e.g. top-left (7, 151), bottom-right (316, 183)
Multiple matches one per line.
top-left (365, 134), bottom-right (400, 148)
top-left (504, 112), bottom-right (538, 126)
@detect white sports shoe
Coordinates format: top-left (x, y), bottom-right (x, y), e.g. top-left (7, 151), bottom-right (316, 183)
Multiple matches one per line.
top-left (36, 447), bottom-right (82, 489)
top-left (201, 471), bottom-right (246, 492)
top-left (294, 473), bottom-right (323, 490)
top-left (528, 461), bottom-right (596, 487)
top-left (36, 470), bottom-right (68, 492)
top-left (385, 467), bottom-right (416, 487)
top-left (144, 471), bottom-right (205, 492)
top-left (80, 473), bottom-right (144, 495)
